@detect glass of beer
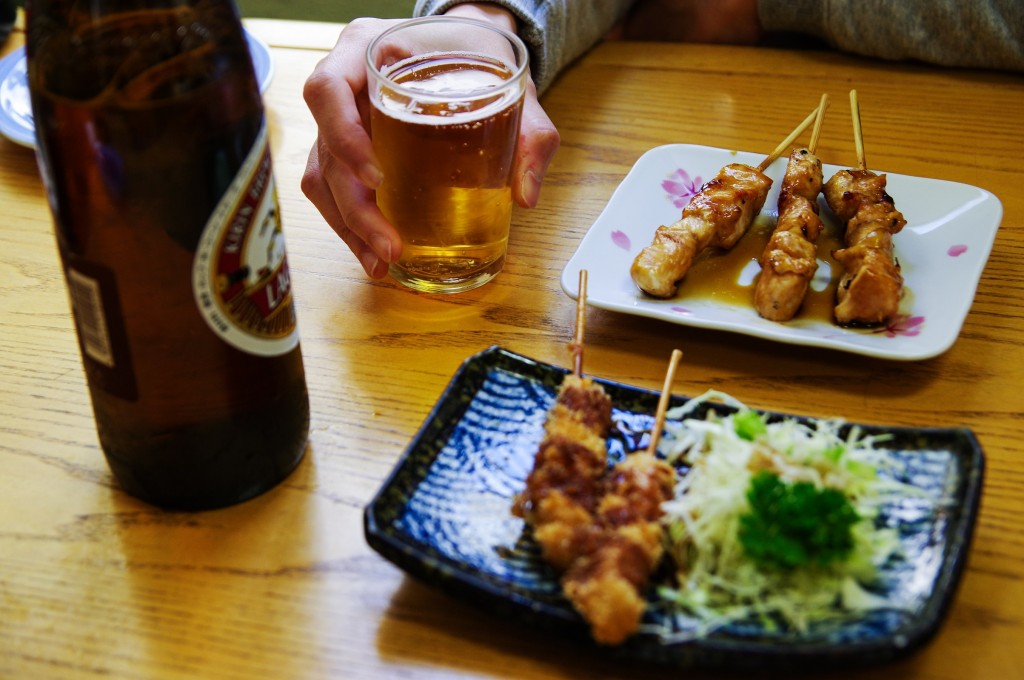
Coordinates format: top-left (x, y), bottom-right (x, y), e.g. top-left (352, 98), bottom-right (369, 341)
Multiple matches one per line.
top-left (366, 17), bottom-right (529, 294)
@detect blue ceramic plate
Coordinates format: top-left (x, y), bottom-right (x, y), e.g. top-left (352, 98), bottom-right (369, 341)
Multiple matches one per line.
top-left (364, 346), bottom-right (983, 672)
top-left (0, 28), bottom-right (274, 149)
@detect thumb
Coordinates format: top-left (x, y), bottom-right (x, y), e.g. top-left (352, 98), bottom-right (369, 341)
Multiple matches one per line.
top-left (512, 84), bottom-right (560, 209)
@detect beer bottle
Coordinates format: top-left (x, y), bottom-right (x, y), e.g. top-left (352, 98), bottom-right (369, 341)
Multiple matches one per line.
top-left (26, 0), bottom-right (310, 509)
top-left (1, 0), bottom-right (15, 46)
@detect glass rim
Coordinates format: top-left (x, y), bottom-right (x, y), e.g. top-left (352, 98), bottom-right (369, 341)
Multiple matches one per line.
top-left (365, 16), bottom-right (530, 100)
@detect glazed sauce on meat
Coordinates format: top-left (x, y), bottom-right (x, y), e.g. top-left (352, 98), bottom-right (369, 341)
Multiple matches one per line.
top-left (676, 213), bottom-right (846, 324)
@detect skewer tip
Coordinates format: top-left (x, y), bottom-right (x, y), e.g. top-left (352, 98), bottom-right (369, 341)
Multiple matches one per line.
top-left (758, 106), bottom-right (820, 171)
top-left (571, 270), bottom-right (589, 376)
top-left (849, 89), bottom-right (867, 170)
top-left (646, 349), bottom-right (684, 456)
top-left (808, 93), bottom-right (830, 154)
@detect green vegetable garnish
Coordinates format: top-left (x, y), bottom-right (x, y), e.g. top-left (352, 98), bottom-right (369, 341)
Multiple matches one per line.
top-left (733, 409), bottom-right (767, 441)
top-left (739, 471), bottom-right (860, 570)
top-left (823, 444), bottom-right (845, 463)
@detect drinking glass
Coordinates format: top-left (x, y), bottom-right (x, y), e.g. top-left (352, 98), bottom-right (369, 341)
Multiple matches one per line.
top-left (366, 17), bottom-right (529, 294)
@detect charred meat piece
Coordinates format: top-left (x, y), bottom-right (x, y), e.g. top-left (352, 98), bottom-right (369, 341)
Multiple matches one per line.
top-left (755, 148), bottom-right (825, 321)
top-left (631, 163), bottom-right (773, 298)
top-left (823, 169), bottom-right (906, 326)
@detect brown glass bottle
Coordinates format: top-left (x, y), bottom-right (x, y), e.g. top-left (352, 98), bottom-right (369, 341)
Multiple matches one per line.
top-left (27, 0), bottom-right (309, 509)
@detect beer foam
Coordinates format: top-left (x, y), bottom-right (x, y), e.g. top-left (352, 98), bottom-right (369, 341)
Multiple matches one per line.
top-left (401, 65), bottom-right (506, 94)
top-left (373, 52), bottom-right (523, 125)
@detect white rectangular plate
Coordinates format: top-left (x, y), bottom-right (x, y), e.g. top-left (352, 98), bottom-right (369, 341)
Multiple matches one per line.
top-left (561, 144), bottom-right (1003, 361)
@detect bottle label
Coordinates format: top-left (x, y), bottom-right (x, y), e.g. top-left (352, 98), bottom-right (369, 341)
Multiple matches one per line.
top-left (65, 260), bottom-right (139, 401)
top-left (68, 267), bottom-right (115, 368)
top-left (193, 122), bottom-right (300, 357)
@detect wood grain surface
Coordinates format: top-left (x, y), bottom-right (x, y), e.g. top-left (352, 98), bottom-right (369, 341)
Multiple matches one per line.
top-left (1, 16), bottom-right (1022, 680)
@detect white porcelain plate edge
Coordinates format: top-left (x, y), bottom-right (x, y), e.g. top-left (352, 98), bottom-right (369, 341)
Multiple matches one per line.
top-left (561, 144), bottom-right (1003, 361)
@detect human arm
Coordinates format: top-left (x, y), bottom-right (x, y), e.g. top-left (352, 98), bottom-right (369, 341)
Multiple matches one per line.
top-left (414, 0), bottom-right (636, 95)
top-left (619, 0), bottom-right (1024, 72)
top-left (759, 0), bottom-right (1024, 72)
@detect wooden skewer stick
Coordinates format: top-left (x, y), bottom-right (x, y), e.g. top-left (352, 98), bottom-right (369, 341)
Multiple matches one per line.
top-left (850, 89), bottom-right (867, 170)
top-left (570, 269), bottom-right (588, 377)
top-left (808, 93), bottom-right (830, 154)
top-left (757, 106), bottom-right (820, 171)
top-left (646, 348), bottom-right (684, 456)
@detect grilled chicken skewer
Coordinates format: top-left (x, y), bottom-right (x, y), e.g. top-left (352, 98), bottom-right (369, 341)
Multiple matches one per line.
top-left (824, 91), bottom-right (906, 326)
top-left (754, 94), bottom-right (830, 321)
top-left (630, 108), bottom-right (819, 298)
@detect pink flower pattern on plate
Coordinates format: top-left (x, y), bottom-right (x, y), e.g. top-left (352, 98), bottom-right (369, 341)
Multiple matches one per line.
top-left (874, 313), bottom-right (925, 338)
top-left (948, 244), bottom-right (968, 257)
top-left (611, 230), bottom-right (631, 250)
top-left (662, 168), bottom-right (703, 209)
top-left (610, 167), bottom-right (702, 250)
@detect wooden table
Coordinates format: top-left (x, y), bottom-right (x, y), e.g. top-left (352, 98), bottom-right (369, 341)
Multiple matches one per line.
top-left (2, 15), bottom-right (1023, 680)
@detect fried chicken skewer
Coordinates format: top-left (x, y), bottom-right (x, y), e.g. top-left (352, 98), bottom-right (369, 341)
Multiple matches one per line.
top-left (754, 94), bottom-right (830, 321)
top-left (514, 275), bottom-right (679, 644)
top-left (561, 350), bottom-right (679, 645)
top-left (630, 108), bottom-right (820, 298)
top-left (514, 270), bottom-right (613, 572)
top-left (823, 91), bottom-right (906, 326)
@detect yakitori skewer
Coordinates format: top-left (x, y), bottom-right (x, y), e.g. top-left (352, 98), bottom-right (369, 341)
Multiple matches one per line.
top-left (754, 94), bottom-right (830, 321)
top-left (561, 349), bottom-right (679, 645)
top-left (823, 90), bottom-right (906, 326)
top-left (631, 107), bottom-right (821, 298)
top-left (513, 269), bottom-right (612, 572)
top-left (515, 282), bottom-right (683, 644)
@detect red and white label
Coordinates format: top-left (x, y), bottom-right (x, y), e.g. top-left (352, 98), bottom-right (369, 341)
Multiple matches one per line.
top-left (193, 122), bottom-right (299, 356)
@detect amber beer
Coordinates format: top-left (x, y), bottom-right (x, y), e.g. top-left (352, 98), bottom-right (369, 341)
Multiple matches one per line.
top-left (367, 18), bottom-right (528, 293)
top-left (27, 1), bottom-right (309, 509)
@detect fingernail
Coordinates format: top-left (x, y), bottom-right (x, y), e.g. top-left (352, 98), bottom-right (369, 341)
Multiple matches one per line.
top-left (371, 234), bottom-right (393, 263)
top-left (360, 251), bottom-right (381, 276)
top-left (521, 169), bottom-right (542, 207)
top-left (360, 163), bottom-right (384, 189)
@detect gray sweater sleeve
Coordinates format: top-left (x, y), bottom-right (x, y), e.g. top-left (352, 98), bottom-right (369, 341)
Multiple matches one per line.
top-left (759, 0), bottom-right (1024, 72)
top-left (415, 0), bottom-right (1024, 88)
top-left (413, 0), bottom-right (634, 94)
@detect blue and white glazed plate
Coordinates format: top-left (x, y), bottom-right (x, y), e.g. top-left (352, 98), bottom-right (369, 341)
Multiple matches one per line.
top-left (561, 144), bottom-right (1003, 361)
top-left (364, 346), bottom-right (983, 672)
top-left (0, 28), bottom-right (274, 149)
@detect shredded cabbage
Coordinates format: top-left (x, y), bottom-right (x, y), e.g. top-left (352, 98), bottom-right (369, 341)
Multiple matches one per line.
top-left (652, 390), bottom-right (916, 639)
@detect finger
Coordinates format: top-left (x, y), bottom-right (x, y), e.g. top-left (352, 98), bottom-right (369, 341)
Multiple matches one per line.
top-left (301, 139), bottom-right (401, 278)
top-left (512, 81), bottom-right (561, 208)
top-left (303, 19), bottom-right (387, 189)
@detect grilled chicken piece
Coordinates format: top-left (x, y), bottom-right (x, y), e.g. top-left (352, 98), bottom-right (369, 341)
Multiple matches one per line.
top-left (631, 163), bottom-right (773, 298)
top-left (823, 169), bottom-right (906, 325)
top-left (755, 148), bottom-right (825, 321)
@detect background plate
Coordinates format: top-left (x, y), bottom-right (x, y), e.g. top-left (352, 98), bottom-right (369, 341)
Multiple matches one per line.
top-left (561, 144), bottom-right (1003, 361)
top-left (0, 28), bottom-right (274, 149)
top-left (364, 346), bottom-right (984, 672)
